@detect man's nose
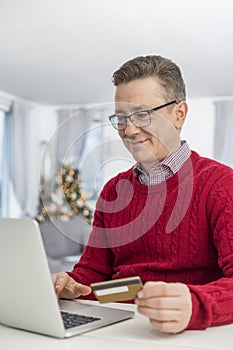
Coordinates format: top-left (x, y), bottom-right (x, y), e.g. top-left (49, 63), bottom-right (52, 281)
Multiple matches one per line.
top-left (124, 119), bottom-right (140, 136)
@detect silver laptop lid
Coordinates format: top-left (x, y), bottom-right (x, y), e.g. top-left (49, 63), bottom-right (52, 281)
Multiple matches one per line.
top-left (0, 218), bottom-right (65, 338)
top-left (0, 218), bottom-right (135, 338)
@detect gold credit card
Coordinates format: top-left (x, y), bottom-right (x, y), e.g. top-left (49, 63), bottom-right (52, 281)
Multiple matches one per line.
top-left (91, 276), bottom-right (143, 303)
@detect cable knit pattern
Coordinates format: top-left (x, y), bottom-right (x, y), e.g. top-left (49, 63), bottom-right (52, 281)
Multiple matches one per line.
top-left (68, 151), bottom-right (233, 330)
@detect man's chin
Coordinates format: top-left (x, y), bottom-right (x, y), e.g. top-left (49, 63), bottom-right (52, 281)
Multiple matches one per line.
top-left (131, 153), bottom-right (159, 167)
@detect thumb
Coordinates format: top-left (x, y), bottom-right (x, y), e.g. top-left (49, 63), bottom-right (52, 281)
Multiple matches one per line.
top-left (76, 283), bottom-right (92, 296)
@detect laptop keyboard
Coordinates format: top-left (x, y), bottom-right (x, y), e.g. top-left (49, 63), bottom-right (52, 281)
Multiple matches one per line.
top-left (61, 311), bottom-right (101, 329)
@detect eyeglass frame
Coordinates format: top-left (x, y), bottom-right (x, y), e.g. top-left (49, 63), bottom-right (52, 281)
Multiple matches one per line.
top-left (108, 100), bottom-right (179, 131)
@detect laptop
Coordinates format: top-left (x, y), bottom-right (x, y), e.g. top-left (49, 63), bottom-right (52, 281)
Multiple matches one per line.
top-left (0, 218), bottom-right (134, 338)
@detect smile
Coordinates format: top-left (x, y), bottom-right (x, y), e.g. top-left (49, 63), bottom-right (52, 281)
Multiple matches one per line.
top-left (128, 139), bottom-right (149, 146)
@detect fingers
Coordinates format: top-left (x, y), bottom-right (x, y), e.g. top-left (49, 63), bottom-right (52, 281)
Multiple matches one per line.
top-left (76, 283), bottom-right (92, 296)
top-left (135, 282), bottom-right (192, 334)
top-left (54, 272), bottom-right (69, 294)
top-left (137, 306), bottom-right (182, 321)
top-left (52, 272), bottom-right (92, 299)
top-left (136, 296), bottom-right (184, 310)
top-left (149, 320), bottom-right (185, 334)
top-left (137, 281), bottom-right (188, 299)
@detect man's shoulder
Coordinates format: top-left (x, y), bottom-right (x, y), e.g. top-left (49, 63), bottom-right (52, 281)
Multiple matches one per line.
top-left (191, 150), bottom-right (233, 175)
top-left (190, 151), bottom-right (233, 194)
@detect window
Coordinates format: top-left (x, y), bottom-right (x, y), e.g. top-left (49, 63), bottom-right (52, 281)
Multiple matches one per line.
top-left (79, 119), bottom-right (102, 201)
top-left (0, 105), bottom-right (21, 217)
top-left (0, 110), bottom-right (5, 216)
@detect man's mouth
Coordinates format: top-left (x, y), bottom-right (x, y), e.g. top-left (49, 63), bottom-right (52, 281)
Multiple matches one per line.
top-left (127, 139), bottom-right (149, 146)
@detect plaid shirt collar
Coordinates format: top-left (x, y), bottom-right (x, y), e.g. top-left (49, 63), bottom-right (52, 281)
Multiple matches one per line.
top-left (133, 140), bottom-right (191, 185)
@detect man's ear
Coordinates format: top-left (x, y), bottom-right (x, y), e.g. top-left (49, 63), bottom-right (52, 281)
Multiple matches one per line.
top-left (175, 101), bottom-right (188, 130)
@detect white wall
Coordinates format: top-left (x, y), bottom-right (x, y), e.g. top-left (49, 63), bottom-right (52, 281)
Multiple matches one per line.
top-left (182, 97), bottom-right (215, 158)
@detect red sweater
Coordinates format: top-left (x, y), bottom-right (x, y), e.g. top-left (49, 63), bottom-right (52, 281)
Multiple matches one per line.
top-left (69, 151), bottom-right (233, 330)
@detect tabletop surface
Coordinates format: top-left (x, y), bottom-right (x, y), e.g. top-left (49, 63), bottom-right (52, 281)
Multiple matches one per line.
top-left (1, 300), bottom-right (232, 350)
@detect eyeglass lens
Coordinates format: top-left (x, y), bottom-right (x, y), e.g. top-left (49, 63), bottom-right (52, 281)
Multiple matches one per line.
top-left (112, 111), bottom-right (151, 130)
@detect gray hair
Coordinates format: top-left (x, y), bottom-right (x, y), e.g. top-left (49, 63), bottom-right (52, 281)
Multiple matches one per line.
top-left (112, 55), bottom-right (186, 102)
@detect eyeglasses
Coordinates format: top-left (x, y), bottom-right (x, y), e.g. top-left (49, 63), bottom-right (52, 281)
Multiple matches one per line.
top-left (109, 100), bottom-right (179, 131)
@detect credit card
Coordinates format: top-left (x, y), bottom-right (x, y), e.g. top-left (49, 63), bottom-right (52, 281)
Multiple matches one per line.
top-left (91, 276), bottom-right (143, 303)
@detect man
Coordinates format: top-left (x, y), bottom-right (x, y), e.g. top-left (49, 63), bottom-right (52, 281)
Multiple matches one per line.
top-left (53, 55), bottom-right (233, 334)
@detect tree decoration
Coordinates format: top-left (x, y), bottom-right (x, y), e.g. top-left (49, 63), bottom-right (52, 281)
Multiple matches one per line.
top-left (36, 165), bottom-right (93, 224)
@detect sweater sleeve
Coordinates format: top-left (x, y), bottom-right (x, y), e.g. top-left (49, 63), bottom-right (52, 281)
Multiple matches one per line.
top-left (67, 245), bottom-right (114, 300)
top-left (187, 173), bottom-right (233, 330)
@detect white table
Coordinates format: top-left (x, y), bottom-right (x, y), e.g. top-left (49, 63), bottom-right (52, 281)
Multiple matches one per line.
top-left (1, 301), bottom-right (232, 350)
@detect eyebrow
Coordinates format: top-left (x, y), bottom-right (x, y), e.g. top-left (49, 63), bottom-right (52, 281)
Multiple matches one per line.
top-left (115, 105), bottom-right (148, 114)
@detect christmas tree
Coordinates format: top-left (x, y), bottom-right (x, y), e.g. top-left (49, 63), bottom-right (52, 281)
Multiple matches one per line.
top-left (36, 164), bottom-right (93, 224)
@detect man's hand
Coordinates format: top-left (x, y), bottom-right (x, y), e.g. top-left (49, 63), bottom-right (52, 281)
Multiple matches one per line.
top-left (135, 281), bottom-right (192, 334)
top-left (52, 272), bottom-right (92, 299)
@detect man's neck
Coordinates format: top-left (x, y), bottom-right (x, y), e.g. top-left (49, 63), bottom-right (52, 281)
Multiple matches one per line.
top-left (140, 142), bottom-right (182, 173)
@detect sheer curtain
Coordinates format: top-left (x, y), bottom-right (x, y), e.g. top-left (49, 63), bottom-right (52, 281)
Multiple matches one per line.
top-left (38, 107), bottom-right (97, 272)
top-left (55, 108), bottom-right (90, 168)
top-left (0, 110), bottom-right (6, 216)
top-left (214, 101), bottom-right (233, 167)
top-left (9, 100), bottom-right (40, 217)
top-left (55, 107), bottom-right (104, 198)
top-left (0, 97), bottom-right (12, 216)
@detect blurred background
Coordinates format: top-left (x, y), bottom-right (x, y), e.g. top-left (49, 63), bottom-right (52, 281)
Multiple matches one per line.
top-left (0, 0), bottom-right (232, 271)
